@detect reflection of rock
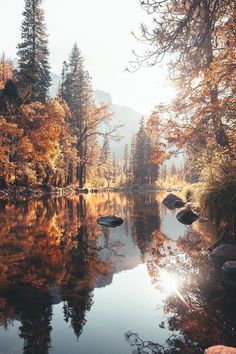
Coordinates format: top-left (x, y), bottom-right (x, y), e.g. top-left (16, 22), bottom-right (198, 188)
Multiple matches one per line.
top-left (163, 194), bottom-right (184, 210)
top-left (97, 215), bottom-right (123, 227)
top-left (176, 209), bottom-right (199, 225)
top-left (210, 244), bottom-right (236, 266)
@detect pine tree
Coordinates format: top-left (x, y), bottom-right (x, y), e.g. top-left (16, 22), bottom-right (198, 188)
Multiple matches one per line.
top-left (129, 133), bottom-right (136, 183)
top-left (124, 144), bottom-right (128, 184)
top-left (17, 0), bottom-right (51, 102)
top-left (99, 134), bottom-right (112, 187)
top-left (134, 118), bottom-right (158, 186)
top-left (61, 43), bottom-right (94, 187)
top-left (112, 152), bottom-right (117, 182)
top-left (101, 134), bottom-right (110, 164)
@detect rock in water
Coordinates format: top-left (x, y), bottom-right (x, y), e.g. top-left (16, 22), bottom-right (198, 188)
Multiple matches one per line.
top-left (176, 209), bottom-right (199, 225)
top-left (206, 345), bottom-right (236, 353)
top-left (222, 261), bottom-right (236, 276)
top-left (210, 244), bottom-right (236, 266)
top-left (173, 199), bottom-right (185, 208)
top-left (97, 215), bottom-right (123, 228)
top-left (162, 194), bottom-right (184, 210)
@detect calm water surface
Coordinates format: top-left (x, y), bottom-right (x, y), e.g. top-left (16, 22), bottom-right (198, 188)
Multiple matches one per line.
top-left (0, 192), bottom-right (236, 354)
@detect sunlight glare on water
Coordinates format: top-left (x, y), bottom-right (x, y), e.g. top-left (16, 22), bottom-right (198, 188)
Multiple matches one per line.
top-left (159, 270), bottom-right (180, 294)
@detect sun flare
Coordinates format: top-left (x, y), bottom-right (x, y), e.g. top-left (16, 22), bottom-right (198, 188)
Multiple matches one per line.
top-left (159, 270), bottom-right (180, 294)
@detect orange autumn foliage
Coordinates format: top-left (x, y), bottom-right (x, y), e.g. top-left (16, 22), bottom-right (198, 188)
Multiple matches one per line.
top-left (137, 0), bottom-right (236, 176)
top-left (0, 97), bottom-right (75, 187)
top-left (0, 56), bottom-right (13, 89)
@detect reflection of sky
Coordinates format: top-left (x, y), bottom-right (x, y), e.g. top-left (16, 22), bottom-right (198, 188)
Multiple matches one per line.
top-left (161, 207), bottom-right (187, 241)
top-left (52, 265), bottom-right (170, 354)
top-left (0, 320), bottom-right (22, 354)
top-left (98, 223), bottom-right (140, 268)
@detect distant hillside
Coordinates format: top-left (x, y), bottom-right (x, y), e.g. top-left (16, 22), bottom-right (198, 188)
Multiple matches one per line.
top-left (49, 81), bottom-right (142, 158)
top-left (50, 82), bottom-right (183, 166)
top-left (94, 90), bottom-right (142, 158)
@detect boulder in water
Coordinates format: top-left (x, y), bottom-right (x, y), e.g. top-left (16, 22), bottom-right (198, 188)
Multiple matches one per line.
top-left (97, 215), bottom-right (123, 228)
top-left (206, 345), bottom-right (236, 353)
top-left (173, 199), bottom-right (185, 208)
top-left (176, 208), bottom-right (199, 225)
top-left (222, 261), bottom-right (236, 276)
top-left (162, 194), bottom-right (184, 210)
top-left (210, 244), bottom-right (236, 266)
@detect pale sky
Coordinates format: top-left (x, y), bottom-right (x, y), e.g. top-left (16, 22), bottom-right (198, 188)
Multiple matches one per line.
top-left (1, 0), bottom-right (176, 114)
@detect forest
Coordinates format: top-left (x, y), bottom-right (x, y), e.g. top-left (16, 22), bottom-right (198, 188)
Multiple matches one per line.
top-left (0, 0), bottom-right (160, 193)
top-left (1, 0), bottom-right (235, 235)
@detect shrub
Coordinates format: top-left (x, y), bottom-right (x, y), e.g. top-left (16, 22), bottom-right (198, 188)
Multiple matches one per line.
top-left (198, 162), bottom-right (236, 235)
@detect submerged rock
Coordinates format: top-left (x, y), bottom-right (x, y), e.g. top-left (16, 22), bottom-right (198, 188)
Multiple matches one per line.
top-left (176, 208), bottom-right (199, 225)
top-left (210, 244), bottom-right (236, 266)
top-left (162, 194), bottom-right (184, 210)
top-left (97, 215), bottom-right (123, 228)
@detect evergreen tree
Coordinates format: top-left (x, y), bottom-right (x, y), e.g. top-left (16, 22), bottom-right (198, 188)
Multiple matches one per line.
top-left (112, 152), bottom-right (117, 182)
top-left (128, 133), bottom-right (136, 184)
top-left (17, 0), bottom-right (51, 102)
top-left (101, 134), bottom-right (110, 164)
top-left (124, 144), bottom-right (128, 184)
top-left (61, 43), bottom-right (94, 187)
top-left (134, 118), bottom-right (158, 185)
top-left (99, 134), bottom-right (112, 187)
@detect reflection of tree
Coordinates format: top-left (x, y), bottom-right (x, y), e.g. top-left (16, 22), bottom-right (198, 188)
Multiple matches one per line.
top-left (19, 303), bottom-right (52, 354)
top-left (1, 287), bottom-right (53, 354)
top-left (131, 193), bottom-right (161, 255)
top-left (63, 288), bottom-right (93, 338)
top-left (0, 194), bottom-right (126, 351)
top-left (160, 251), bottom-right (236, 353)
top-left (127, 230), bottom-right (236, 354)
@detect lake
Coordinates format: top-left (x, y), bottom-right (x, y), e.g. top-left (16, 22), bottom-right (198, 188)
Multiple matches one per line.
top-left (0, 192), bottom-right (236, 354)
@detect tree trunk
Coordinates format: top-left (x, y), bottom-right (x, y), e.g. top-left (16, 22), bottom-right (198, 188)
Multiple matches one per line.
top-left (203, 0), bottom-right (229, 148)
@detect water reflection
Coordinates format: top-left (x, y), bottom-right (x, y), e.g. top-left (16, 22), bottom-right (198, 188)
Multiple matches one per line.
top-left (0, 192), bottom-right (234, 354)
top-left (0, 193), bottom-right (162, 353)
top-left (135, 217), bottom-right (236, 353)
top-left (131, 192), bottom-right (161, 255)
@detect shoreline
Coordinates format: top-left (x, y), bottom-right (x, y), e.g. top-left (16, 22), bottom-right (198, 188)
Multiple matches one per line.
top-left (0, 186), bottom-right (183, 200)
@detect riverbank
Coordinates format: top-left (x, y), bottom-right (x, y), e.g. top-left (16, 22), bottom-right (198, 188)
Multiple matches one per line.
top-left (0, 185), bottom-right (99, 199)
top-left (0, 185), bottom-right (184, 200)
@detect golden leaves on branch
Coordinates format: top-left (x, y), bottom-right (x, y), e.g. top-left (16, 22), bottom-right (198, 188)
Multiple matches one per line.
top-left (0, 97), bottom-right (74, 186)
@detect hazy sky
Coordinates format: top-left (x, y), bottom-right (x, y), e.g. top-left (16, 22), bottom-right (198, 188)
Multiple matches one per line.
top-left (1, 0), bottom-right (176, 114)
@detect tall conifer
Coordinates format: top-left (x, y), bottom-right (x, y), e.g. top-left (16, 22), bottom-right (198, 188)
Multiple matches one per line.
top-left (61, 43), bottom-right (94, 187)
top-left (101, 135), bottom-right (110, 164)
top-left (17, 0), bottom-right (51, 101)
top-left (134, 118), bottom-right (158, 185)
